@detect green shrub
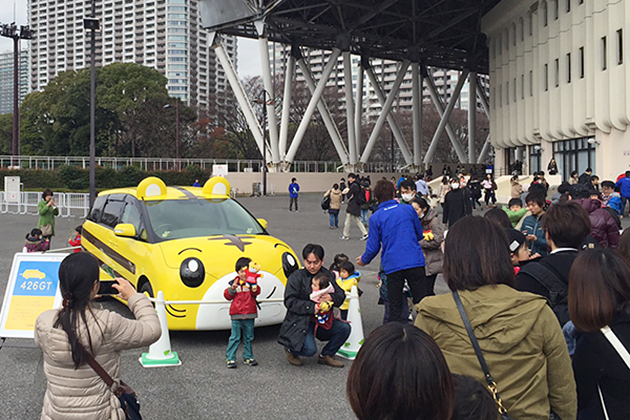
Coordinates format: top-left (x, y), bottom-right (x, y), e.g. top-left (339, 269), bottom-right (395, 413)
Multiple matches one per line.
top-left (59, 165), bottom-right (89, 190)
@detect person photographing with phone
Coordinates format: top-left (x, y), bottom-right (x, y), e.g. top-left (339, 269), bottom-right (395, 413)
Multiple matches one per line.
top-left (34, 252), bottom-right (161, 420)
top-left (37, 189), bottom-right (59, 246)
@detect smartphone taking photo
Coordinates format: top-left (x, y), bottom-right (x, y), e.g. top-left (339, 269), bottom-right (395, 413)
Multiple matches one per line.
top-left (98, 280), bottom-right (118, 296)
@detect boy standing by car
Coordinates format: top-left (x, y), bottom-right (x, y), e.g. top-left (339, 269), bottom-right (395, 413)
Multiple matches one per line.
top-left (224, 257), bottom-right (261, 368)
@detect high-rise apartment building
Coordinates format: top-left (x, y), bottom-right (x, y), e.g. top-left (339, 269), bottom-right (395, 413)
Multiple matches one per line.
top-left (27, 0), bottom-right (235, 112)
top-left (268, 43), bottom-right (489, 120)
top-left (0, 49), bottom-right (29, 114)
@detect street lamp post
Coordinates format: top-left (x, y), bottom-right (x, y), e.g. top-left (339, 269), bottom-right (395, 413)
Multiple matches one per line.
top-left (0, 23), bottom-right (34, 163)
top-left (84, 8), bottom-right (100, 207)
top-left (254, 90), bottom-right (273, 196)
top-left (164, 100), bottom-right (180, 170)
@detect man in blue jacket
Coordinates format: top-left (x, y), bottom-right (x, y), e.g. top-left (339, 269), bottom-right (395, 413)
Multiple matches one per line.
top-left (356, 179), bottom-right (427, 323)
top-left (615, 171), bottom-right (630, 217)
top-left (288, 177), bottom-right (300, 212)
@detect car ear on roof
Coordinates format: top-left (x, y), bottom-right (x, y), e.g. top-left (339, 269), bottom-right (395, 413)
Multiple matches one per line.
top-left (137, 177), bottom-right (167, 201)
top-left (202, 176), bottom-right (231, 199)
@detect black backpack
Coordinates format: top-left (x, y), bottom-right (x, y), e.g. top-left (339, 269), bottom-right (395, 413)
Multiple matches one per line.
top-left (519, 263), bottom-right (569, 326)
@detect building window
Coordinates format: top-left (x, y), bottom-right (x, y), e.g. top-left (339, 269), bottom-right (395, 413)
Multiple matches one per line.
top-left (529, 70), bottom-right (533, 96)
top-left (521, 74), bottom-right (525, 99)
top-left (579, 46), bottom-right (585, 78)
top-left (554, 0), bottom-right (559, 20)
top-left (567, 0), bottom-right (571, 13)
top-left (542, 1), bottom-right (548, 27)
top-left (617, 29), bottom-right (623, 64)
top-left (544, 63), bottom-right (549, 91)
top-left (513, 77), bottom-right (517, 102)
top-left (602, 36), bottom-right (607, 70)
top-left (506, 81), bottom-right (509, 103)
top-left (567, 53), bottom-right (571, 82)
top-left (528, 13), bottom-right (533, 36)
top-left (555, 59), bottom-right (559, 87)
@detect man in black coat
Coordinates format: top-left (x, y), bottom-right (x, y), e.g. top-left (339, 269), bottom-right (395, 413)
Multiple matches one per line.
top-left (340, 173), bottom-right (369, 240)
top-left (516, 201), bottom-right (592, 326)
top-left (578, 168), bottom-right (593, 185)
top-left (278, 244), bottom-right (350, 367)
top-left (442, 180), bottom-right (472, 227)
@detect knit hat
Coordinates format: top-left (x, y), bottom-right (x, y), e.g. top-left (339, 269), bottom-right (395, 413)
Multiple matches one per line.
top-left (505, 228), bottom-right (527, 253)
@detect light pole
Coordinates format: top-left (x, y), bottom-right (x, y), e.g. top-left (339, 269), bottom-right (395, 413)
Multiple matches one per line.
top-left (254, 89), bottom-right (273, 196)
top-left (164, 100), bottom-right (180, 170)
top-left (84, 9), bottom-right (100, 207)
top-left (0, 23), bottom-right (33, 163)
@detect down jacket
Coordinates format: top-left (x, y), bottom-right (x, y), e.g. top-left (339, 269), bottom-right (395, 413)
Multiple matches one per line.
top-left (415, 284), bottom-right (577, 420)
top-left (419, 208), bottom-right (444, 276)
top-left (35, 293), bottom-right (161, 420)
top-left (578, 198), bottom-right (619, 248)
top-left (224, 279), bottom-right (261, 319)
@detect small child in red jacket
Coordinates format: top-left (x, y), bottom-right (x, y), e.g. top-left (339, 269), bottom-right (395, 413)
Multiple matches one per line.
top-left (68, 225), bottom-right (82, 253)
top-left (224, 257), bottom-right (261, 369)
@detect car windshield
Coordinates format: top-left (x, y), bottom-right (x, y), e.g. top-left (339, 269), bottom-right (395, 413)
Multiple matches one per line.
top-left (144, 198), bottom-right (265, 241)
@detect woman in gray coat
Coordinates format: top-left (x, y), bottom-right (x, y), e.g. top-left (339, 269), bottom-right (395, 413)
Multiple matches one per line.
top-left (35, 252), bottom-right (161, 420)
top-left (412, 198), bottom-right (444, 296)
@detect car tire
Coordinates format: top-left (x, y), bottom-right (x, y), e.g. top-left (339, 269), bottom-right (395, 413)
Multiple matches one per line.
top-left (140, 281), bottom-right (154, 298)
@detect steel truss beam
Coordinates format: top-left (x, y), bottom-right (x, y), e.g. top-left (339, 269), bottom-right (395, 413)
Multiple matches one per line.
top-left (278, 47), bottom-right (296, 160)
top-left (424, 69), bottom-right (470, 164)
top-left (424, 69), bottom-right (468, 163)
top-left (468, 71), bottom-right (477, 164)
top-left (256, 26), bottom-right (280, 163)
top-left (361, 62), bottom-right (413, 165)
top-left (412, 62), bottom-right (422, 167)
top-left (343, 51), bottom-right (357, 164)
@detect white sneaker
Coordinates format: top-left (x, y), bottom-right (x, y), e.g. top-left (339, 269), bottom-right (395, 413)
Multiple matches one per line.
top-left (339, 235), bottom-right (350, 240)
top-left (360, 234), bottom-right (369, 241)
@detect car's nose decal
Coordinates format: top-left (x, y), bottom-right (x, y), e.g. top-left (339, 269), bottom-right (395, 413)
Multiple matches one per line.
top-left (207, 235), bottom-right (254, 252)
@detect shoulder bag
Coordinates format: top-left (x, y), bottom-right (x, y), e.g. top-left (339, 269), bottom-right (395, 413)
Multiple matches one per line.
top-left (81, 346), bottom-right (142, 420)
top-left (40, 223), bottom-right (53, 237)
top-left (598, 326), bottom-right (630, 420)
top-left (453, 291), bottom-right (519, 420)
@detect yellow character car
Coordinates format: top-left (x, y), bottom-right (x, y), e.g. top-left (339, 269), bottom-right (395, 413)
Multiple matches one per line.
top-left (81, 176), bottom-right (300, 330)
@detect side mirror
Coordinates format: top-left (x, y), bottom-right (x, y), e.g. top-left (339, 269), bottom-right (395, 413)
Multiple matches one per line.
top-left (257, 218), bottom-right (268, 230)
top-left (113, 223), bottom-right (137, 238)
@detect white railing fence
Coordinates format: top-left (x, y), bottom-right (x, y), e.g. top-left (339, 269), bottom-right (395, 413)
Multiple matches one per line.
top-left (0, 191), bottom-right (90, 218)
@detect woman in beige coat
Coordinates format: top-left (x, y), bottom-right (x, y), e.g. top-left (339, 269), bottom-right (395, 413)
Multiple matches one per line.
top-left (324, 183), bottom-right (343, 229)
top-left (35, 252), bottom-right (161, 420)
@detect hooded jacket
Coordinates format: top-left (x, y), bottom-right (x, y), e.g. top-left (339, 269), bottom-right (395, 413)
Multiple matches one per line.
top-left (34, 293), bottom-right (161, 420)
top-left (336, 271), bottom-right (361, 310)
top-left (326, 188), bottom-right (343, 210)
top-left (578, 198), bottom-right (619, 248)
top-left (415, 284), bottom-right (577, 420)
top-left (419, 208), bottom-right (444, 276)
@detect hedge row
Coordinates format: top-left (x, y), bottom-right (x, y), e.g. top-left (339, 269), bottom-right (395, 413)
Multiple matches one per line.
top-left (0, 165), bottom-right (211, 192)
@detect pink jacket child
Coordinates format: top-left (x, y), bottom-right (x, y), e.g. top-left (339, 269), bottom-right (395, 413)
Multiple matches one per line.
top-left (310, 274), bottom-right (335, 331)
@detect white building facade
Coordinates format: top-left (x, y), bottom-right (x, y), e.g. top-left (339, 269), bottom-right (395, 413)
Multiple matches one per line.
top-left (0, 49), bottom-right (29, 114)
top-left (27, 0), bottom-right (235, 112)
top-left (482, 0), bottom-right (629, 180)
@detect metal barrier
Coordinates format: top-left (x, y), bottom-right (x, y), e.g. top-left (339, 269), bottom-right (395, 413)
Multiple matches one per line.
top-left (63, 193), bottom-right (90, 218)
top-left (0, 192), bottom-right (91, 218)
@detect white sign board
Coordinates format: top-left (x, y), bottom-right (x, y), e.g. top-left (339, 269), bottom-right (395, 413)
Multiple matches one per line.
top-left (4, 176), bottom-right (20, 204)
top-left (212, 164), bottom-right (228, 177)
top-left (0, 252), bottom-right (68, 339)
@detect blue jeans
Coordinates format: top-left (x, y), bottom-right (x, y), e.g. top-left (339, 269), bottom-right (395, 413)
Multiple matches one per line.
top-left (328, 209), bottom-right (339, 227)
top-left (226, 319), bottom-right (255, 360)
top-left (290, 320), bottom-right (351, 357)
top-left (360, 208), bottom-right (369, 225)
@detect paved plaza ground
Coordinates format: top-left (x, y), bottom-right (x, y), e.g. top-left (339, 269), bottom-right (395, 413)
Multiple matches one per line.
top-left (0, 192), bottom-right (450, 420)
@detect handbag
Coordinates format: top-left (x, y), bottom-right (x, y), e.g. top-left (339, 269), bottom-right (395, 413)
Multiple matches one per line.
top-left (453, 291), bottom-right (519, 420)
top-left (40, 223), bottom-right (53, 237)
top-left (598, 326), bottom-right (630, 420)
top-left (81, 346), bottom-right (142, 420)
top-left (321, 195), bottom-right (331, 210)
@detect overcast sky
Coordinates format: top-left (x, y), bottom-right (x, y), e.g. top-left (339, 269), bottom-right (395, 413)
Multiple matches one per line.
top-left (0, 2), bottom-right (262, 77)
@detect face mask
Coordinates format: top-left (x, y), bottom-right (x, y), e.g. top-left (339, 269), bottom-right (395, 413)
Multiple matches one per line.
top-left (451, 183), bottom-right (459, 189)
top-left (401, 193), bottom-right (414, 202)
top-left (419, 212), bottom-right (425, 219)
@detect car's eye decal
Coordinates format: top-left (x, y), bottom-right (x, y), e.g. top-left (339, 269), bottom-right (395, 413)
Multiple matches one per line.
top-left (274, 243), bottom-right (291, 250)
top-left (178, 247), bottom-right (202, 255)
top-left (180, 257), bottom-right (205, 288)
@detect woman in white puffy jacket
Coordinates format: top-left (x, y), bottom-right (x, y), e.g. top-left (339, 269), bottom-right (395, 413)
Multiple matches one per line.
top-left (35, 252), bottom-right (160, 420)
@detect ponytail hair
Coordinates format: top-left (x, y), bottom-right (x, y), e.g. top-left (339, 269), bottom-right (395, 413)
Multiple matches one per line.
top-left (54, 252), bottom-right (100, 368)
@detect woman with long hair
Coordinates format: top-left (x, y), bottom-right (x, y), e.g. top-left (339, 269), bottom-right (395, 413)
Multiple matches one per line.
top-left (415, 216), bottom-right (576, 420)
top-left (347, 323), bottom-right (454, 420)
top-left (569, 249), bottom-right (630, 419)
top-left (35, 253), bottom-right (160, 419)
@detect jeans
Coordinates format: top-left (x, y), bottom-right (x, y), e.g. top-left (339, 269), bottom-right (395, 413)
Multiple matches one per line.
top-left (289, 196), bottom-right (298, 211)
top-left (343, 213), bottom-right (368, 237)
top-left (387, 266), bottom-right (427, 324)
top-left (290, 320), bottom-right (351, 357)
top-left (328, 209), bottom-right (339, 227)
top-left (226, 319), bottom-right (255, 360)
top-left (360, 208), bottom-right (369, 225)
top-left (484, 190), bottom-right (496, 205)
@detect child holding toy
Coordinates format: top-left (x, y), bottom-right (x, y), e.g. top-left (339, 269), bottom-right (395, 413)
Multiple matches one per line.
top-left (68, 225), bottom-right (82, 253)
top-left (336, 261), bottom-right (361, 320)
top-left (224, 257), bottom-right (261, 369)
top-left (310, 272), bottom-right (335, 331)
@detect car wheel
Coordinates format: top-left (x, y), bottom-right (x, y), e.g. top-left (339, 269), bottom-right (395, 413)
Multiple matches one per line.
top-left (140, 281), bottom-right (154, 298)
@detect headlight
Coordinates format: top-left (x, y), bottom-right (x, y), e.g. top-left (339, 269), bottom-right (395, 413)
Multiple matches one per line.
top-left (282, 252), bottom-right (299, 279)
top-left (180, 257), bottom-right (205, 288)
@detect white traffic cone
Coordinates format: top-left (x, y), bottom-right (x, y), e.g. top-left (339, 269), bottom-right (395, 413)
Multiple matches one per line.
top-left (139, 291), bottom-right (182, 368)
top-left (337, 285), bottom-right (364, 360)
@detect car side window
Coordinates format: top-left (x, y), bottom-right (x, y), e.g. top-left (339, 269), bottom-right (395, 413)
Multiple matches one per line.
top-left (88, 195), bottom-right (107, 223)
top-left (101, 200), bottom-right (126, 228)
top-left (121, 200), bottom-right (143, 234)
